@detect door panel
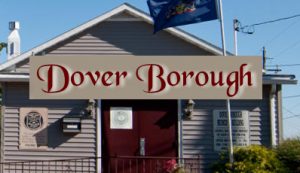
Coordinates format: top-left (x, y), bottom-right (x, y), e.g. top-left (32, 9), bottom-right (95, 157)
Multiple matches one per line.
top-left (102, 100), bottom-right (178, 173)
top-left (138, 101), bottom-right (177, 157)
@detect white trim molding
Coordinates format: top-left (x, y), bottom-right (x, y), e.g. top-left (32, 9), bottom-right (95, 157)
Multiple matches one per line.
top-left (0, 74), bottom-right (29, 82)
top-left (96, 100), bottom-right (102, 172)
top-left (270, 84), bottom-right (277, 146)
top-left (177, 100), bottom-right (183, 159)
top-left (263, 74), bottom-right (297, 85)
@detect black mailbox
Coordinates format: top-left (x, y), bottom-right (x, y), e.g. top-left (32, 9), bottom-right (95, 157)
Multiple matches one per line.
top-left (62, 117), bottom-right (81, 133)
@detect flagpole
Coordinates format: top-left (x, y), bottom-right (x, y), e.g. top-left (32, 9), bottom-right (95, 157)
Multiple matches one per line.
top-left (217, 0), bottom-right (234, 164)
top-left (233, 19), bottom-right (238, 56)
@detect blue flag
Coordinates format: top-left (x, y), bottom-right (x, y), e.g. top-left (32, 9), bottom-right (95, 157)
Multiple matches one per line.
top-left (147, 0), bottom-right (219, 33)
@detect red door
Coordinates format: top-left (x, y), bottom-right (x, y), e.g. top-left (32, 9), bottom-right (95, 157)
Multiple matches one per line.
top-left (102, 100), bottom-right (178, 173)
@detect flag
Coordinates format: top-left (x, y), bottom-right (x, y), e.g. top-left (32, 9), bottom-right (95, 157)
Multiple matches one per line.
top-left (147, 0), bottom-right (219, 33)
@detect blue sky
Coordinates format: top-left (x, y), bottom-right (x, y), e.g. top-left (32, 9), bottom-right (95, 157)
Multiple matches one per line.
top-left (0, 0), bottom-right (300, 138)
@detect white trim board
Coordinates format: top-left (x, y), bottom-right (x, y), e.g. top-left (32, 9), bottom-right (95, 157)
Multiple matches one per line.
top-left (0, 74), bottom-right (29, 82)
top-left (96, 100), bottom-right (102, 172)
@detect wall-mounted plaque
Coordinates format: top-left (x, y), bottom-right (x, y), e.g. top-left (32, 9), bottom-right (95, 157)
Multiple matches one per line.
top-left (213, 110), bottom-right (250, 151)
top-left (110, 107), bottom-right (132, 129)
top-left (19, 108), bottom-right (48, 150)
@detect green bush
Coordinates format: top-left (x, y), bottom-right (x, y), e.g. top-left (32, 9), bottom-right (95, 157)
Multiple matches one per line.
top-left (276, 138), bottom-right (300, 173)
top-left (211, 145), bottom-right (288, 173)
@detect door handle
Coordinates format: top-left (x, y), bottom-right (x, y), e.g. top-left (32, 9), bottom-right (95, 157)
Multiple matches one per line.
top-left (140, 138), bottom-right (145, 156)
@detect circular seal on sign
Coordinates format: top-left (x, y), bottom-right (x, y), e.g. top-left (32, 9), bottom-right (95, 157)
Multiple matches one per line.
top-left (113, 111), bottom-right (129, 126)
top-left (24, 111), bottom-right (44, 130)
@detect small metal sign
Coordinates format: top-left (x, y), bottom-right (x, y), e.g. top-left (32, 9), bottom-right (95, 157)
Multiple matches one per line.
top-left (213, 110), bottom-right (250, 151)
top-left (110, 107), bottom-right (133, 129)
top-left (19, 108), bottom-right (48, 150)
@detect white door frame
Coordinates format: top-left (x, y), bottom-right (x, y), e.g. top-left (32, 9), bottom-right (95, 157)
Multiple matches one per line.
top-left (96, 100), bottom-right (102, 173)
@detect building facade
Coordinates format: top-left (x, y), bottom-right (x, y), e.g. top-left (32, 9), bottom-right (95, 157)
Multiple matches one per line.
top-left (0, 4), bottom-right (297, 173)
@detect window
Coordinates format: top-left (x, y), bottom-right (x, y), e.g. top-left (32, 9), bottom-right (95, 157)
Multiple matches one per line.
top-left (10, 43), bottom-right (14, 55)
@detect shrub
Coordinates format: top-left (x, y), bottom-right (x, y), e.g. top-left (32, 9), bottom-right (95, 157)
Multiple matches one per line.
top-left (211, 145), bottom-right (288, 173)
top-left (276, 138), bottom-right (300, 173)
top-left (163, 159), bottom-right (185, 173)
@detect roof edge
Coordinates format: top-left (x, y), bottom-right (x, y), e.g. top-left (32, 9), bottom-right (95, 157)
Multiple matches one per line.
top-left (263, 74), bottom-right (297, 85)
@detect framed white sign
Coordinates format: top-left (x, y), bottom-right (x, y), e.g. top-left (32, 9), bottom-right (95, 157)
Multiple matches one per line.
top-left (110, 107), bottom-right (133, 129)
top-left (213, 110), bottom-right (250, 151)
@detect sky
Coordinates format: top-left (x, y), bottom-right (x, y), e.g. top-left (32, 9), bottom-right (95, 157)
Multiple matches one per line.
top-left (0, 0), bottom-right (300, 138)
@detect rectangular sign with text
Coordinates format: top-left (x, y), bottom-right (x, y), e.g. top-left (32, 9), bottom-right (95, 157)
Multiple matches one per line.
top-left (30, 56), bottom-right (262, 99)
top-left (213, 110), bottom-right (250, 151)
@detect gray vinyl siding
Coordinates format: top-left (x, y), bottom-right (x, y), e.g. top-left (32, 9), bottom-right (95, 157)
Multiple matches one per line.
top-left (108, 12), bottom-right (136, 19)
top-left (181, 86), bottom-right (273, 172)
top-left (2, 82), bottom-right (96, 172)
top-left (46, 21), bottom-right (213, 56)
top-left (15, 20), bottom-right (213, 73)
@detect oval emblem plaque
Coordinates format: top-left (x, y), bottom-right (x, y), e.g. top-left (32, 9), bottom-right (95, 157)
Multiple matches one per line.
top-left (24, 111), bottom-right (44, 130)
top-left (113, 111), bottom-right (129, 126)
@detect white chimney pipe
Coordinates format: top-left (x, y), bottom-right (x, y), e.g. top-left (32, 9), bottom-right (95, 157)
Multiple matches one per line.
top-left (7, 21), bottom-right (21, 60)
